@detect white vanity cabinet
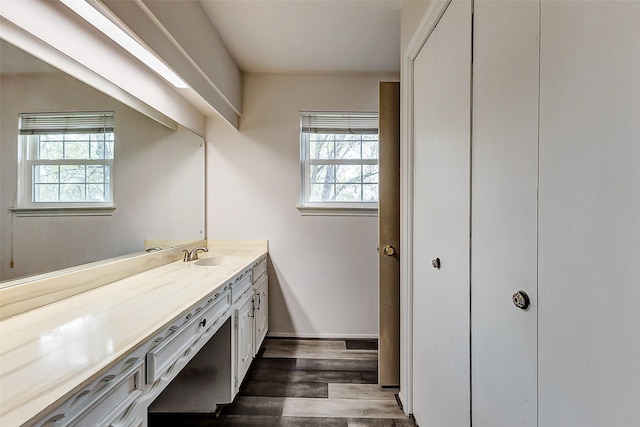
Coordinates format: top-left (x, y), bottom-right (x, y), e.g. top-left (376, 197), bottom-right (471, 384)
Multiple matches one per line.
top-left (252, 257), bottom-right (268, 355)
top-left (1, 242), bottom-right (269, 427)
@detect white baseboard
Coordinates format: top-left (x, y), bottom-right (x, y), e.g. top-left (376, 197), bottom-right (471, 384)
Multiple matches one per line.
top-left (397, 390), bottom-right (409, 416)
top-left (266, 332), bottom-right (378, 340)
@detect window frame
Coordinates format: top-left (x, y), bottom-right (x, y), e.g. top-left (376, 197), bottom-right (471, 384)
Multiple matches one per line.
top-left (298, 112), bottom-right (379, 216)
top-left (13, 112), bottom-right (116, 217)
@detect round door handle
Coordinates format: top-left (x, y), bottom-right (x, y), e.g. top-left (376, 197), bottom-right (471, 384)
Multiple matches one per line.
top-left (512, 291), bottom-right (530, 310)
top-left (383, 244), bottom-right (396, 256)
top-left (432, 257), bottom-right (441, 269)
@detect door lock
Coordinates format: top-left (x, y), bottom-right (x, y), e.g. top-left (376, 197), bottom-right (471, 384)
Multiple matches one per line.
top-left (512, 290), bottom-right (530, 310)
top-left (383, 244), bottom-right (396, 256)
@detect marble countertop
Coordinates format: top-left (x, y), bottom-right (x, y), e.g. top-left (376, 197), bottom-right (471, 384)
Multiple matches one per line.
top-left (0, 240), bottom-right (267, 427)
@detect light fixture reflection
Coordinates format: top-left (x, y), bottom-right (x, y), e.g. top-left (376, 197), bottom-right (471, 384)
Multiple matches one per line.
top-left (59, 0), bottom-right (189, 89)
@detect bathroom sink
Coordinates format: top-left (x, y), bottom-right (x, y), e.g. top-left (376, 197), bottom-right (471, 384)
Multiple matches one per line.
top-left (194, 256), bottom-right (241, 267)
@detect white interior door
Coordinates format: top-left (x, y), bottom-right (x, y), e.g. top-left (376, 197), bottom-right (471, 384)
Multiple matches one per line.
top-left (538, 2), bottom-right (640, 425)
top-left (471, 2), bottom-right (539, 426)
top-left (412, 1), bottom-right (472, 425)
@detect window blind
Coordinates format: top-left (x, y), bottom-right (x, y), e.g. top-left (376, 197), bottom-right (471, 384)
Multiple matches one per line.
top-left (19, 112), bottom-right (115, 135)
top-left (300, 112), bottom-right (378, 134)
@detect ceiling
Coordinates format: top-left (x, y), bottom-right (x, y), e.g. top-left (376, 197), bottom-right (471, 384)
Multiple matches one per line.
top-left (198, 0), bottom-right (403, 74)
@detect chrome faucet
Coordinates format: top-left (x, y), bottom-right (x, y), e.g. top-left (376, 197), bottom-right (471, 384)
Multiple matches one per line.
top-left (182, 246), bottom-right (208, 261)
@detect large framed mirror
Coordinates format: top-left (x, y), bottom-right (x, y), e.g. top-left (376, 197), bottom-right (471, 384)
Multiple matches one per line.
top-left (0, 39), bottom-right (205, 283)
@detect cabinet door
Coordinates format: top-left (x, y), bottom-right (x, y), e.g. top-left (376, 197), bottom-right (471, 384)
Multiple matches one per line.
top-left (235, 294), bottom-right (254, 390)
top-left (538, 2), bottom-right (640, 425)
top-left (471, 2), bottom-right (539, 426)
top-left (412, 1), bottom-right (472, 425)
top-left (254, 277), bottom-right (268, 354)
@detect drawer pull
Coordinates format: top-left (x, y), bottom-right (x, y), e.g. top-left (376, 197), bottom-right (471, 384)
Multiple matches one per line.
top-left (199, 318), bottom-right (207, 328)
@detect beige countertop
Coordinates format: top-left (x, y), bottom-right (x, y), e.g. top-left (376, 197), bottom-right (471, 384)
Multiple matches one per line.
top-left (0, 240), bottom-right (267, 427)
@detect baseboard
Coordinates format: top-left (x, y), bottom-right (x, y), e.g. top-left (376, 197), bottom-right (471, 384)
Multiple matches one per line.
top-left (266, 332), bottom-right (378, 340)
top-left (397, 390), bottom-right (409, 416)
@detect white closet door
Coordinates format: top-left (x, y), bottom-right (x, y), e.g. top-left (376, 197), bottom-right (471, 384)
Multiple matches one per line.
top-left (539, 2), bottom-right (640, 426)
top-left (412, 1), bottom-right (472, 425)
top-left (471, 2), bottom-right (539, 426)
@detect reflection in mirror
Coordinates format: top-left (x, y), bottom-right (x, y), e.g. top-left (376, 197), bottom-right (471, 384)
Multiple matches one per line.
top-left (0, 40), bottom-right (205, 283)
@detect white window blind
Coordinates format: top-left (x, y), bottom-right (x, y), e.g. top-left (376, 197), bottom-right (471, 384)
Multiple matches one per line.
top-left (19, 112), bottom-right (115, 135)
top-left (300, 113), bottom-right (378, 135)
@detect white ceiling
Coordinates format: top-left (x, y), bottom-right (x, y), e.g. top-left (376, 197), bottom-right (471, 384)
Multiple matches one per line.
top-left (198, 0), bottom-right (403, 74)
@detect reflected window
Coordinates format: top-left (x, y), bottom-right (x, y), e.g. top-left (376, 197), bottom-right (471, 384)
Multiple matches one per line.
top-left (16, 112), bottom-right (115, 209)
top-left (299, 112), bottom-right (379, 211)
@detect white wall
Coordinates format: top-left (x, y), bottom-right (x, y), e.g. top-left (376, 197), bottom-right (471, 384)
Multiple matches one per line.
top-left (206, 73), bottom-right (397, 338)
top-left (402, 1), bottom-right (431, 55)
top-left (1, 70), bottom-right (204, 281)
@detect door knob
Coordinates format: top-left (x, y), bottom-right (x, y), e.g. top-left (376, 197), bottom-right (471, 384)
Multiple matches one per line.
top-left (382, 244), bottom-right (396, 256)
top-left (432, 257), bottom-right (441, 269)
top-left (512, 290), bottom-right (530, 310)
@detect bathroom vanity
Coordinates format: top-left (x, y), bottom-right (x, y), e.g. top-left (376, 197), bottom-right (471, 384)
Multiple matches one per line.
top-left (0, 240), bottom-right (268, 426)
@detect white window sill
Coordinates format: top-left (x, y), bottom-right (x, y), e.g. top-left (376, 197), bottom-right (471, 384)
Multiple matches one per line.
top-left (296, 205), bottom-right (378, 217)
top-left (10, 206), bottom-right (116, 217)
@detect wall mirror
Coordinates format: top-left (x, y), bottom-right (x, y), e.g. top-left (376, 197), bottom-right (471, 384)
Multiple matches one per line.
top-left (0, 39), bottom-right (205, 284)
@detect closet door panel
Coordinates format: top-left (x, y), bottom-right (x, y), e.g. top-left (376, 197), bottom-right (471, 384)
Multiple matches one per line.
top-left (471, 1), bottom-right (539, 426)
top-left (412, 1), bottom-right (472, 425)
top-left (539, 2), bottom-right (640, 425)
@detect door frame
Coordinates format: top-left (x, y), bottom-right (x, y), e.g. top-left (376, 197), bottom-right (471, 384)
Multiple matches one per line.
top-left (399, 0), bottom-right (452, 415)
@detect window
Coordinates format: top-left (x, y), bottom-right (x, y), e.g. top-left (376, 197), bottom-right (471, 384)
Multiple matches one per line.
top-left (15, 112), bottom-right (115, 214)
top-left (299, 112), bottom-right (379, 215)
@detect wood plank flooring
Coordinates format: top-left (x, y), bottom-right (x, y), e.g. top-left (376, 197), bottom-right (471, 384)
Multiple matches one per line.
top-left (149, 338), bottom-right (415, 426)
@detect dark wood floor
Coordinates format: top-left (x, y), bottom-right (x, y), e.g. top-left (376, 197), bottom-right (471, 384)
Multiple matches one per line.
top-left (150, 338), bottom-right (416, 426)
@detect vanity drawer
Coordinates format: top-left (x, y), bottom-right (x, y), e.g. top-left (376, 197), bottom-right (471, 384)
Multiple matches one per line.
top-left (231, 272), bottom-right (252, 303)
top-left (146, 291), bottom-right (231, 384)
top-left (252, 258), bottom-right (267, 284)
top-left (55, 358), bottom-right (144, 427)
